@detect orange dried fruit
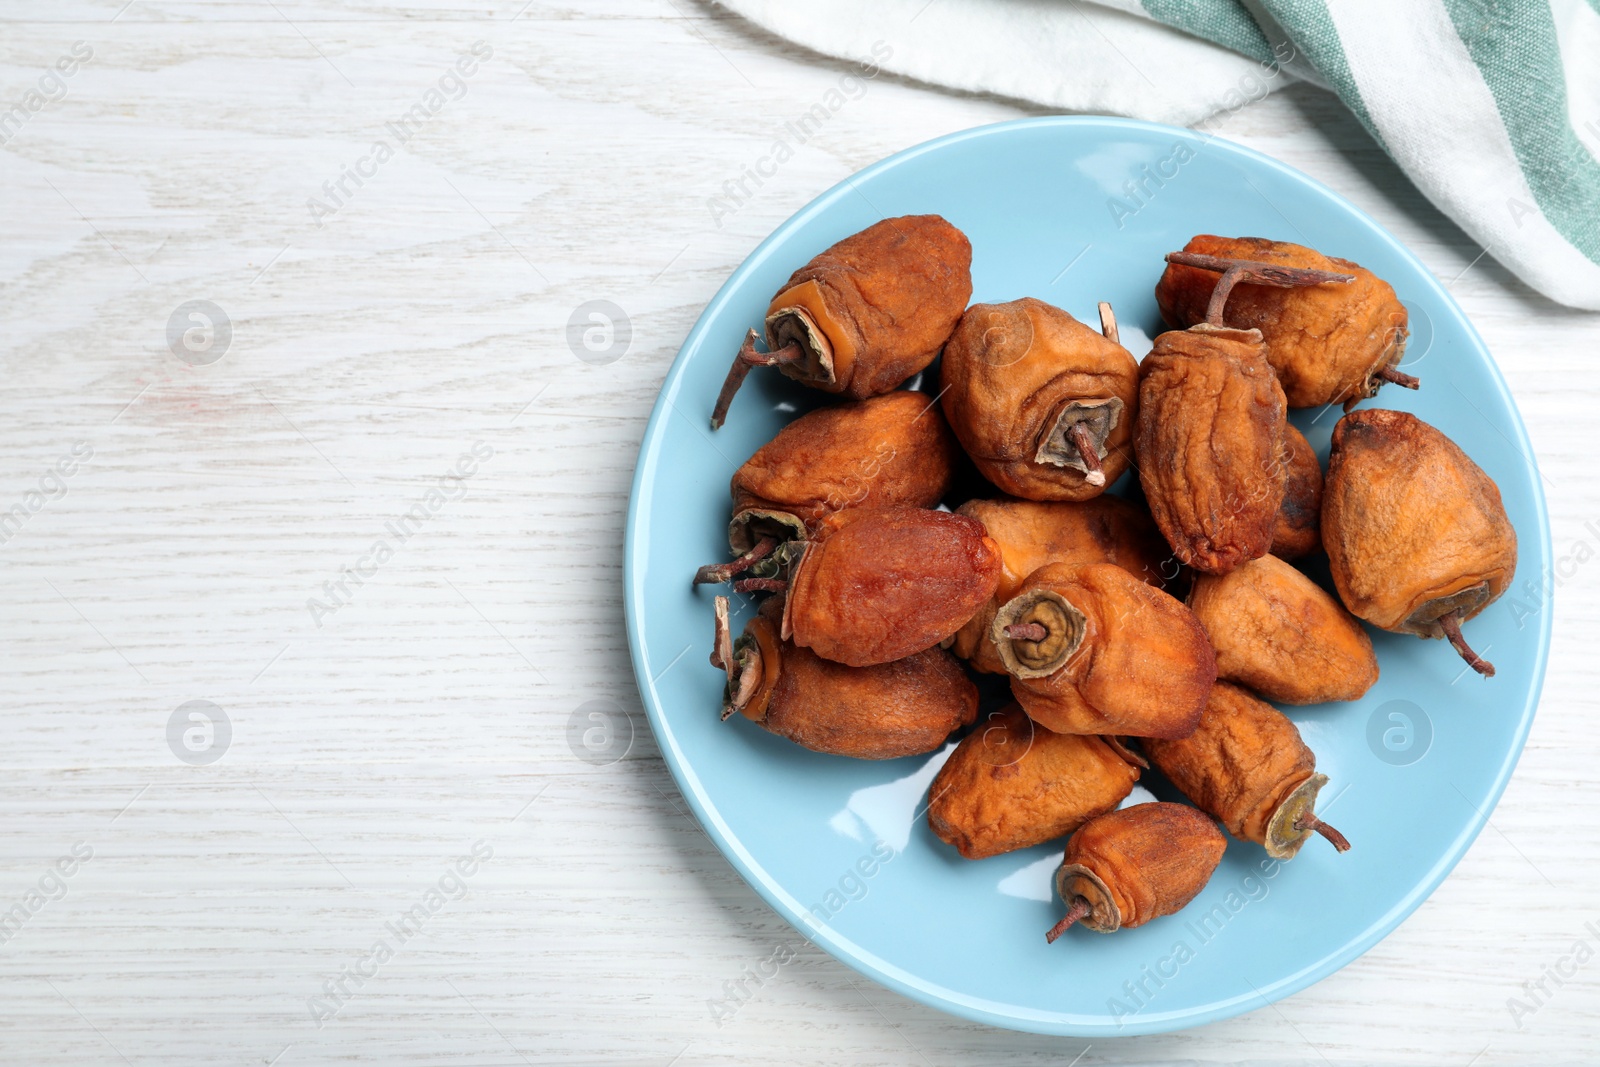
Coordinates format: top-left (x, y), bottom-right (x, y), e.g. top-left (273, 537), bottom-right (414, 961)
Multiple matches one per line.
top-left (940, 298), bottom-right (1139, 500)
top-left (711, 215), bottom-right (972, 428)
top-left (1144, 682), bottom-right (1351, 859)
top-left (1187, 554), bottom-right (1378, 705)
top-left (711, 596), bottom-right (976, 759)
top-left (927, 705), bottom-right (1143, 860)
top-left (694, 391), bottom-right (959, 583)
top-left (719, 507), bottom-right (1000, 668)
top-left (1156, 235), bottom-right (1414, 408)
top-left (1138, 251), bottom-right (1357, 575)
top-left (1135, 321), bottom-right (1286, 575)
top-left (949, 496), bottom-right (1173, 674)
top-left (991, 562), bottom-right (1215, 739)
top-left (1322, 408), bottom-right (1516, 677)
top-left (1047, 803), bottom-right (1226, 940)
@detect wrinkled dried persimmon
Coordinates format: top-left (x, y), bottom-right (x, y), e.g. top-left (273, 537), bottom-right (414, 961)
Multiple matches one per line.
top-left (695, 391), bottom-right (959, 583)
top-left (1144, 682), bottom-right (1350, 859)
top-left (775, 507), bottom-right (1002, 667)
top-left (1047, 803), bottom-right (1226, 940)
top-left (1156, 235), bottom-right (1413, 408)
top-left (711, 215), bottom-right (972, 428)
top-left (1187, 554), bottom-right (1377, 705)
top-left (1135, 253), bottom-right (1352, 574)
top-left (1322, 408), bottom-right (1516, 677)
top-left (949, 496), bottom-right (1172, 674)
top-left (991, 562), bottom-right (1214, 739)
top-left (927, 705), bottom-right (1142, 860)
top-left (711, 596), bottom-right (976, 759)
top-left (940, 298), bottom-right (1139, 500)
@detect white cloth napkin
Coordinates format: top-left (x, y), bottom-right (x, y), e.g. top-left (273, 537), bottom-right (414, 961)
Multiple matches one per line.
top-left (718, 0), bottom-right (1600, 311)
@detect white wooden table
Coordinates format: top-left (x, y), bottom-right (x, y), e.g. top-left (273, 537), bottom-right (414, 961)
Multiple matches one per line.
top-left (2, 3), bottom-right (1596, 1063)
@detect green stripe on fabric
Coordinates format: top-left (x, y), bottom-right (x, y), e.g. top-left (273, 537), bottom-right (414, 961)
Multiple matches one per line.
top-left (1139, 0), bottom-right (1277, 62)
top-left (1441, 0), bottom-right (1600, 263)
top-left (1256, 0), bottom-right (1385, 147)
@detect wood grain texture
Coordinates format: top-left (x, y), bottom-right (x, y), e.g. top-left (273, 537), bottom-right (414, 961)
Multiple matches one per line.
top-left (0, 2), bottom-right (1596, 1064)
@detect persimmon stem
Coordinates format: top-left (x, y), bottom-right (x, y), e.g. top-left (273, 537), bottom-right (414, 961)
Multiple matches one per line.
top-left (1295, 813), bottom-right (1351, 853)
top-left (1439, 610), bottom-right (1495, 678)
top-left (1165, 252), bottom-right (1355, 327)
top-left (733, 577), bottom-right (788, 595)
top-left (1067, 423), bottom-right (1107, 487)
top-left (694, 536), bottom-right (779, 586)
top-left (1097, 301), bottom-right (1119, 345)
top-left (1376, 366), bottom-right (1421, 390)
top-left (1046, 898), bottom-right (1090, 944)
top-left (1003, 623), bottom-right (1049, 641)
top-left (710, 329), bottom-right (805, 430)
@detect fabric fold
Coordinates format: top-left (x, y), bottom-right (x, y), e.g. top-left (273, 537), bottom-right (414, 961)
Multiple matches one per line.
top-left (716, 0), bottom-right (1600, 310)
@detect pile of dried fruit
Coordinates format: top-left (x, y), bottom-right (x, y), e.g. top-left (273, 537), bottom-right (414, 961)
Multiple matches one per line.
top-left (696, 217), bottom-right (1517, 946)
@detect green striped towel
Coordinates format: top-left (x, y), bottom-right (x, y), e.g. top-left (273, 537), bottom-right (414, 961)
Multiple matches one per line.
top-left (1134, 0), bottom-right (1600, 311)
top-left (718, 0), bottom-right (1600, 311)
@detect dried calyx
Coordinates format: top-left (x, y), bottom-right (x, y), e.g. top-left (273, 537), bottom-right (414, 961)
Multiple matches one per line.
top-left (1439, 611), bottom-right (1494, 677)
top-left (727, 509), bottom-right (807, 557)
top-left (1266, 773), bottom-right (1351, 857)
top-left (1031, 303), bottom-right (1127, 487)
top-left (1165, 251), bottom-right (1356, 330)
top-left (1372, 365), bottom-right (1418, 390)
top-left (733, 577), bottom-right (788, 594)
top-left (1036, 399), bottom-right (1121, 488)
top-left (693, 536), bottom-right (805, 589)
top-left (1409, 588), bottom-right (1498, 677)
top-left (710, 313), bottom-right (834, 430)
top-left (1048, 862), bottom-right (1121, 939)
top-left (710, 595), bottom-right (766, 721)
top-left (1353, 323), bottom-right (1417, 407)
top-left (991, 589), bottom-right (1086, 678)
top-left (695, 535), bottom-right (778, 586)
top-left (766, 306), bottom-right (835, 383)
top-left (710, 594), bottom-right (735, 689)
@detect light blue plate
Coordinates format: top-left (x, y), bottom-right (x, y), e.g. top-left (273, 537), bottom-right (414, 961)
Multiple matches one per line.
top-left (623, 117), bottom-right (1551, 1036)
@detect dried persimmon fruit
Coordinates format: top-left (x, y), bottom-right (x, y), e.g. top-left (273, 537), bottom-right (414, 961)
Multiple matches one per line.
top-left (1144, 682), bottom-right (1351, 860)
top-left (1156, 235), bottom-right (1414, 408)
top-left (950, 496), bottom-right (1173, 674)
top-left (1047, 803), bottom-right (1226, 940)
top-left (725, 507), bottom-right (1000, 668)
top-left (711, 215), bottom-right (973, 428)
top-left (990, 562), bottom-right (1215, 739)
top-left (1136, 263), bottom-right (1329, 574)
top-left (940, 298), bottom-right (1139, 500)
top-left (1271, 423), bottom-right (1324, 560)
top-left (1322, 408), bottom-right (1516, 677)
top-left (711, 597), bottom-right (976, 759)
top-left (1187, 554), bottom-right (1377, 705)
top-left (927, 705), bottom-right (1143, 860)
top-left (694, 391), bottom-right (959, 583)
top-left (1136, 320), bottom-right (1286, 574)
